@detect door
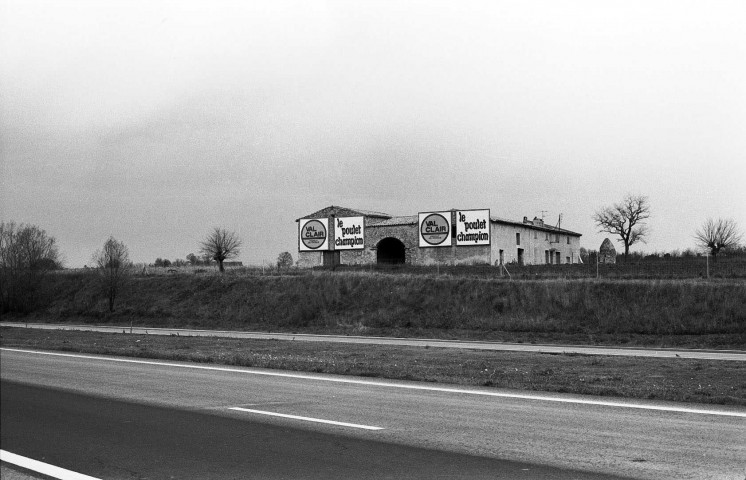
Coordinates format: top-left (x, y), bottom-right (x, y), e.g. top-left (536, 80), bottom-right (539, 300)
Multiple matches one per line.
top-left (323, 251), bottom-right (340, 267)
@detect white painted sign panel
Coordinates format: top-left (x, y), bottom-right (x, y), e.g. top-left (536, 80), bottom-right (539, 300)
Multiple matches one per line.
top-left (418, 212), bottom-right (452, 247)
top-left (456, 209), bottom-right (490, 245)
top-left (299, 218), bottom-right (329, 251)
top-left (334, 216), bottom-right (365, 250)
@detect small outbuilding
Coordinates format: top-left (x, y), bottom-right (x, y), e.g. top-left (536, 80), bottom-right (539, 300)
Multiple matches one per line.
top-left (599, 238), bottom-right (617, 264)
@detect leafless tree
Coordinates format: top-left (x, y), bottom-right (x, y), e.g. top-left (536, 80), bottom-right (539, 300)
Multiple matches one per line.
top-left (0, 222), bottom-right (62, 312)
top-left (93, 236), bottom-right (132, 312)
top-left (694, 218), bottom-right (743, 261)
top-left (593, 194), bottom-right (651, 259)
top-left (199, 227), bottom-right (242, 273)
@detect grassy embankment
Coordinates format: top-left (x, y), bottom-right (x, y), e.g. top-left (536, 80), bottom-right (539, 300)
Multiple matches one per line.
top-left (12, 270), bottom-right (746, 349)
top-left (2, 327), bottom-right (744, 406)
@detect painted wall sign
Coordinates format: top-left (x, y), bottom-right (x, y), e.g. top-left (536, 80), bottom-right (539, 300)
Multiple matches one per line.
top-left (456, 209), bottom-right (490, 245)
top-left (299, 218), bottom-right (329, 251)
top-left (418, 212), bottom-right (452, 247)
top-left (335, 216), bottom-right (364, 250)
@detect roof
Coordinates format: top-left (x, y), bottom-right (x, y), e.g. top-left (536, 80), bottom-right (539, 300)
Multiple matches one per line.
top-left (296, 205), bottom-right (391, 221)
top-left (367, 215), bottom-right (418, 227)
top-left (490, 216), bottom-right (582, 237)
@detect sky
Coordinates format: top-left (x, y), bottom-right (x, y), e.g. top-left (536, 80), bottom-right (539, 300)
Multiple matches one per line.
top-left (1, 0), bottom-right (745, 267)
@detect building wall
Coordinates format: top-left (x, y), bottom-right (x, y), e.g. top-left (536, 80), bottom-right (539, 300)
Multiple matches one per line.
top-left (297, 251), bottom-right (324, 268)
top-left (490, 222), bottom-right (580, 265)
top-left (367, 217), bottom-right (492, 266)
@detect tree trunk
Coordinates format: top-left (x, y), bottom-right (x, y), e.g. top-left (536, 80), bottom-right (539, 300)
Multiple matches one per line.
top-left (218, 260), bottom-right (225, 273)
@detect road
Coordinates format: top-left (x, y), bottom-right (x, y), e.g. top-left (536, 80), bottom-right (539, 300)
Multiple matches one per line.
top-left (2, 348), bottom-right (745, 479)
top-left (2, 322), bottom-right (744, 360)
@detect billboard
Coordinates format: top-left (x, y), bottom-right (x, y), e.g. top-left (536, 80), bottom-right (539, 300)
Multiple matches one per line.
top-left (334, 216), bottom-right (365, 250)
top-left (456, 209), bottom-right (490, 245)
top-left (299, 218), bottom-right (329, 251)
top-left (418, 211), bottom-right (452, 247)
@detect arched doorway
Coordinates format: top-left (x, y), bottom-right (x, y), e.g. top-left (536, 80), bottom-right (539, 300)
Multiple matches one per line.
top-left (376, 237), bottom-right (406, 264)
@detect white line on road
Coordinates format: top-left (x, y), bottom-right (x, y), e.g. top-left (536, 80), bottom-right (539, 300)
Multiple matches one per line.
top-left (0, 450), bottom-right (101, 480)
top-left (3, 348), bottom-right (745, 418)
top-left (4, 322), bottom-right (744, 360)
top-left (228, 407), bottom-right (384, 430)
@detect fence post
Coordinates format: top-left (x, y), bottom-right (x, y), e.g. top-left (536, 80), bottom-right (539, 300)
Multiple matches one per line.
top-left (596, 253), bottom-right (599, 279)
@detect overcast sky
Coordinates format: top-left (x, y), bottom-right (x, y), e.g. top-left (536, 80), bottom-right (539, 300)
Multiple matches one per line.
top-left (1, 0), bottom-right (744, 267)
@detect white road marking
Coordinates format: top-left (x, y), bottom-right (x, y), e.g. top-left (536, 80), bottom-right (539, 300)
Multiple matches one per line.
top-left (4, 322), bottom-right (744, 361)
top-left (0, 450), bottom-right (101, 480)
top-left (228, 407), bottom-right (384, 430)
top-left (3, 348), bottom-right (745, 418)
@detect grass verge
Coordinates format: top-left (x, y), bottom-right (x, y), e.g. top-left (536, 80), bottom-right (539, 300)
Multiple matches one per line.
top-left (2, 327), bottom-right (744, 406)
top-left (9, 271), bottom-right (746, 349)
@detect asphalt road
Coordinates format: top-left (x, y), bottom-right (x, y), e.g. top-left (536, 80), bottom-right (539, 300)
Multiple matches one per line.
top-left (3, 322), bottom-right (744, 360)
top-left (1, 348), bottom-right (745, 479)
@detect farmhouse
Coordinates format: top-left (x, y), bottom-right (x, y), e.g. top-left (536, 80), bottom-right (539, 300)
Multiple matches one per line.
top-left (297, 206), bottom-right (582, 268)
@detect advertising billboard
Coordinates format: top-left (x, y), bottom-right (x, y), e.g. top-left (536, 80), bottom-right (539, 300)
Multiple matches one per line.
top-left (455, 209), bottom-right (490, 246)
top-left (418, 211), bottom-right (452, 247)
top-left (299, 218), bottom-right (329, 251)
top-left (334, 216), bottom-right (365, 250)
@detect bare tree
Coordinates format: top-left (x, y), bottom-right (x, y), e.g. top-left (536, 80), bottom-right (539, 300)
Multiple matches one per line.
top-left (199, 227), bottom-right (241, 273)
top-left (593, 194), bottom-right (651, 259)
top-left (0, 222), bottom-right (62, 313)
top-left (694, 218), bottom-right (743, 261)
top-left (93, 236), bottom-right (132, 312)
top-left (277, 251), bottom-right (293, 269)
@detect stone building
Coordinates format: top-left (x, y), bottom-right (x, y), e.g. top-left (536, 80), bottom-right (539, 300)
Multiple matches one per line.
top-left (599, 238), bottom-right (617, 264)
top-left (297, 205), bottom-right (582, 268)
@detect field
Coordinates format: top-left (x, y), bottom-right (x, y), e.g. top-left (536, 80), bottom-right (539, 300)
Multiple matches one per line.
top-left (6, 269), bottom-right (745, 349)
top-left (2, 327), bottom-right (744, 406)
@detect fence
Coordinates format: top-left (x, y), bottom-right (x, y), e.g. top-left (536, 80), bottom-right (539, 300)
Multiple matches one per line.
top-left (322, 256), bottom-right (746, 280)
top-left (55, 256), bottom-right (746, 280)
top-left (502, 257), bottom-right (746, 280)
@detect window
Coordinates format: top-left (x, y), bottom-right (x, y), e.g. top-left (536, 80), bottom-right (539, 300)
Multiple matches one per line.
top-left (566, 236), bottom-right (570, 245)
top-left (545, 250), bottom-right (550, 264)
top-left (534, 231), bottom-right (537, 239)
top-left (566, 256), bottom-right (570, 263)
top-left (516, 232), bottom-right (521, 245)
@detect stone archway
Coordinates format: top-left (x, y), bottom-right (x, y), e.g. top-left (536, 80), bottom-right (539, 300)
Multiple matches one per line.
top-left (376, 237), bottom-right (406, 264)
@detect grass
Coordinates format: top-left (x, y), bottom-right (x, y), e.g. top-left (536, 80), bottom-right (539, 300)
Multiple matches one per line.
top-left (2, 327), bottom-right (744, 406)
top-left (10, 270), bottom-right (744, 349)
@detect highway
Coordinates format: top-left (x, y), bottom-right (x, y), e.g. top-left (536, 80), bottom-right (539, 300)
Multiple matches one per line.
top-left (1, 348), bottom-right (745, 479)
top-left (3, 322), bottom-right (744, 360)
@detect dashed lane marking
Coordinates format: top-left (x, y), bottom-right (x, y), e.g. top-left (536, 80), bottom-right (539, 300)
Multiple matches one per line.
top-left (0, 450), bottom-right (101, 480)
top-left (228, 407), bottom-right (384, 430)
